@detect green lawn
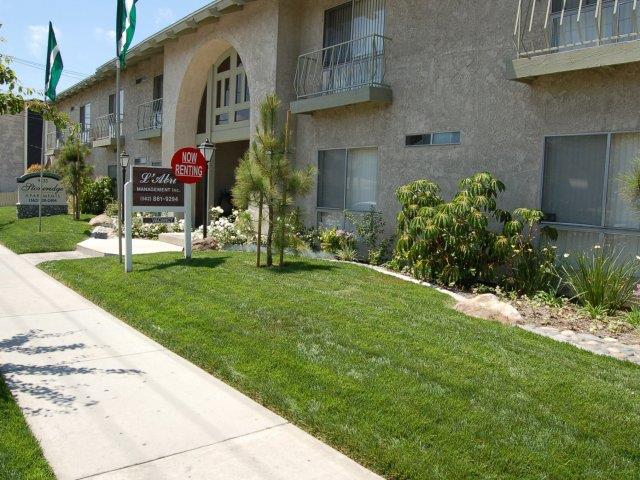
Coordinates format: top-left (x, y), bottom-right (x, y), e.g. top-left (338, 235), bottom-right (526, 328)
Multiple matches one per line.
top-left (42, 252), bottom-right (640, 479)
top-left (0, 206), bottom-right (91, 254)
top-left (0, 375), bottom-right (55, 480)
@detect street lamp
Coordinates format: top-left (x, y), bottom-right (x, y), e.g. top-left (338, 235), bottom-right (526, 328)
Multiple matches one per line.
top-left (119, 150), bottom-right (130, 225)
top-left (198, 138), bottom-right (216, 238)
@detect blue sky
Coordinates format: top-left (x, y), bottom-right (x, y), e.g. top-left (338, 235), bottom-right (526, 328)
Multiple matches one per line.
top-left (0, 0), bottom-right (212, 94)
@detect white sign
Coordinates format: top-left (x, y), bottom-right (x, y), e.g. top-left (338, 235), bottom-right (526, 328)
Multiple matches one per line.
top-left (17, 173), bottom-right (67, 206)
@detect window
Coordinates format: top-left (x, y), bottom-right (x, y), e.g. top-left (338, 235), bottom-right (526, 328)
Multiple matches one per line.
top-left (542, 133), bottom-right (640, 230)
top-left (211, 50), bottom-right (250, 134)
top-left (153, 75), bottom-right (163, 101)
top-left (323, 0), bottom-right (386, 49)
top-left (406, 131), bottom-right (461, 147)
top-left (107, 165), bottom-right (117, 180)
top-left (108, 90), bottom-right (124, 116)
top-left (134, 158), bottom-right (147, 166)
top-left (79, 103), bottom-right (91, 143)
top-left (317, 147), bottom-right (378, 228)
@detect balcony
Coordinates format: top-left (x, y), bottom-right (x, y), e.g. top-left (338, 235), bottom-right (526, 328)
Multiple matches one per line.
top-left (45, 130), bottom-right (65, 156)
top-left (291, 34), bottom-right (392, 114)
top-left (509, 0), bottom-right (640, 81)
top-left (92, 113), bottom-right (124, 148)
top-left (136, 98), bottom-right (163, 140)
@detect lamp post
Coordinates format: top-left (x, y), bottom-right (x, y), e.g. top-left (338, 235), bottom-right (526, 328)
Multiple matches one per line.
top-left (198, 138), bottom-right (216, 238)
top-left (119, 150), bottom-right (130, 226)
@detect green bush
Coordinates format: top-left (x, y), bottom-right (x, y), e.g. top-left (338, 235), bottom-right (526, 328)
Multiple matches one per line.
top-left (562, 248), bottom-right (638, 314)
top-left (391, 173), bottom-right (556, 290)
top-left (81, 177), bottom-right (115, 215)
top-left (346, 208), bottom-right (389, 265)
top-left (320, 227), bottom-right (356, 255)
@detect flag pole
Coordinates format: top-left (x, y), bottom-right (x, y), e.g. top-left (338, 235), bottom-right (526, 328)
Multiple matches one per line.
top-left (116, 60), bottom-right (123, 263)
top-left (38, 96), bottom-right (46, 233)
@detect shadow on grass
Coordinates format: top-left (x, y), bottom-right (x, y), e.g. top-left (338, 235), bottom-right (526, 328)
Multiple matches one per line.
top-left (267, 260), bottom-right (338, 274)
top-left (137, 255), bottom-right (229, 272)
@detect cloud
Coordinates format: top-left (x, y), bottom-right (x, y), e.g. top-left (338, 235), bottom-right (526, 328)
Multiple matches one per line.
top-left (155, 7), bottom-right (175, 26)
top-left (94, 27), bottom-right (116, 44)
top-left (26, 25), bottom-right (49, 58)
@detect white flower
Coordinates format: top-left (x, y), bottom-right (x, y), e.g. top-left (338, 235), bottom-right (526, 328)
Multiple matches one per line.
top-left (563, 253), bottom-right (570, 258)
top-left (594, 245), bottom-right (602, 249)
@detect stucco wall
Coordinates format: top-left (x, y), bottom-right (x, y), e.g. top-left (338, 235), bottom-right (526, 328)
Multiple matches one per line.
top-left (0, 113), bottom-right (25, 193)
top-left (48, 0), bottom-right (640, 236)
top-left (52, 53), bottom-right (164, 177)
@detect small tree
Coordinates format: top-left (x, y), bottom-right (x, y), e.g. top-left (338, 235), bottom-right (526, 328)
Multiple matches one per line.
top-left (232, 94), bottom-right (315, 267)
top-left (57, 130), bottom-right (92, 219)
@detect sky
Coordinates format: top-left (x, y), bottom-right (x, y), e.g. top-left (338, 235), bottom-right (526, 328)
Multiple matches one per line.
top-left (0, 0), bottom-right (213, 94)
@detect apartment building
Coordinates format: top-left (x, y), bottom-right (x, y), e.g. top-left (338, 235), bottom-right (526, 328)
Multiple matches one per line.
top-left (48, 0), bottom-right (640, 261)
top-left (0, 109), bottom-right (43, 197)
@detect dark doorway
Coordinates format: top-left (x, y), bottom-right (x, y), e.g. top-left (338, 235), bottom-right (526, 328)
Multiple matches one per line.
top-left (195, 140), bottom-right (249, 227)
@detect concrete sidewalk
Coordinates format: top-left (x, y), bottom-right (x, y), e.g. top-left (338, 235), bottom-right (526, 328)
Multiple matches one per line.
top-left (0, 245), bottom-right (382, 480)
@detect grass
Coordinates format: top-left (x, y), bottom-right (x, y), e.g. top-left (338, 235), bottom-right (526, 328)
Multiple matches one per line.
top-left (0, 375), bottom-right (55, 480)
top-left (42, 252), bottom-right (640, 479)
top-left (0, 206), bottom-right (91, 254)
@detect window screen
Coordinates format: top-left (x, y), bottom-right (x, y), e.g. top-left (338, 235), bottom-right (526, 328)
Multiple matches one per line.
top-left (542, 135), bottom-right (607, 225)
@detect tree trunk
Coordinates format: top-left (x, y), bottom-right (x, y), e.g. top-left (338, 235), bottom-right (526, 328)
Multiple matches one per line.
top-left (256, 195), bottom-right (263, 268)
top-left (278, 197), bottom-right (287, 267)
top-left (74, 178), bottom-right (80, 220)
top-left (266, 204), bottom-right (274, 267)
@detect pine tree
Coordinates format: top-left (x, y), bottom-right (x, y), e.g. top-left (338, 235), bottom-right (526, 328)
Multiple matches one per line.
top-left (232, 94), bottom-right (315, 268)
top-left (56, 127), bottom-right (92, 220)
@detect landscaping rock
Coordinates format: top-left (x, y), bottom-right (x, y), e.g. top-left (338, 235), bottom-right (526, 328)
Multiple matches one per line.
top-left (192, 237), bottom-right (220, 251)
top-left (89, 214), bottom-right (114, 228)
top-left (455, 294), bottom-right (523, 325)
top-left (91, 226), bottom-right (116, 240)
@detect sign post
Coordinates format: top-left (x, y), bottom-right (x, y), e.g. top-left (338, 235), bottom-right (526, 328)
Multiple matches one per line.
top-left (124, 166), bottom-right (188, 273)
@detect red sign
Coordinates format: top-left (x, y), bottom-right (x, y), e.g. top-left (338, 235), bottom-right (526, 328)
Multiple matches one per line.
top-left (171, 147), bottom-right (207, 184)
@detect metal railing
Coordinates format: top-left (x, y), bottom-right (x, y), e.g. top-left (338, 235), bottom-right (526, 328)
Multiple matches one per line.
top-left (79, 123), bottom-right (92, 144)
top-left (93, 113), bottom-right (123, 141)
top-left (514, 0), bottom-right (640, 57)
top-left (45, 130), bottom-right (64, 152)
top-left (294, 34), bottom-right (390, 100)
top-left (137, 98), bottom-right (163, 132)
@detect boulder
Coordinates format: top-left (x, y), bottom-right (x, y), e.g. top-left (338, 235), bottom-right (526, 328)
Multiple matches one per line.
top-left (455, 294), bottom-right (523, 325)
top-left (192, 237), bottom-right (220, 252)
top-left (91, 226), bottom-right (116, 240)
top-left (89, 214), bottom-right (114, 228)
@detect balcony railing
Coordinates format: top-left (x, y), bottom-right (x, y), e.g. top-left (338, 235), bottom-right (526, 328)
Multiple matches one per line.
top-left (137, 98), bottom-right (163, 132)
top-left (45, 130), bottom-right (65, 152)
top-left (514, 0), bottom-right (640, 57)
top-left (93, 113), bottom-right (123, 141)
top-left (294, 34), bottom-right (390, 100)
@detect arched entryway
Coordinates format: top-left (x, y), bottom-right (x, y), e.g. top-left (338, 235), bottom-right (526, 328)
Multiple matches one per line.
top-left (195, 48), bottom-right (251, 224)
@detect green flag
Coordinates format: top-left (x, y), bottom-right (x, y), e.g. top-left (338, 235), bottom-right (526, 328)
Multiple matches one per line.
top-left (117, 0), bottom-right (138, 68)
top-left (45, 22), bottom-right (63, 102)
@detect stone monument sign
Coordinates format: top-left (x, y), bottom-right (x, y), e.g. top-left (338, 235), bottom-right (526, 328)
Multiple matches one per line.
top-left (16, 172), bottom-right (68, 218)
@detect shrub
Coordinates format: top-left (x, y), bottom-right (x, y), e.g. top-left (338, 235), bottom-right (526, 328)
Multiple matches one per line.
top-left (346, 208), bottom-right (386, 263)
top-left (25, 164), bottom-right (50, 174)
top-left (501, 208), bottom-right (558, 295)
top-left (81, 177), bottom-right (115, 215)
top-left (392, 173), bottom-right (510, 287)
top-left (105, 202), bottom-right (119, 218)
top-left (625, 308), bottom-right (640, 327)
top-left (562, 247), bottom-right (638, 314)
top-left (320, 228), bottom-right (356, 255)
top-left (392, 173), bottom-right (558, 289)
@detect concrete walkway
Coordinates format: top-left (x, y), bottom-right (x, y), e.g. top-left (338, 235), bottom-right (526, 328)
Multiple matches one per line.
top-left (0, 245), bottom-right (381, 480)
top-left (77, 237), bottom-right (182, 256)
